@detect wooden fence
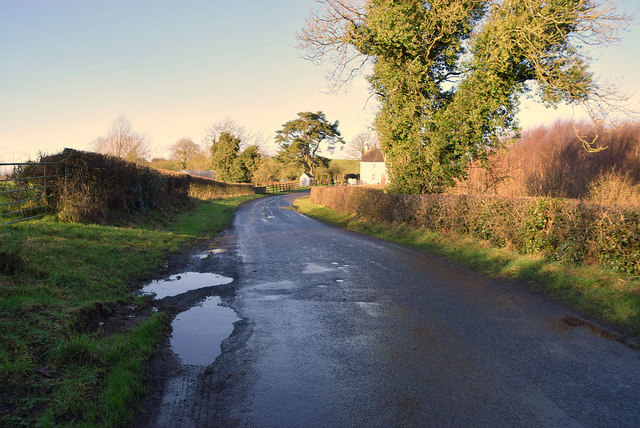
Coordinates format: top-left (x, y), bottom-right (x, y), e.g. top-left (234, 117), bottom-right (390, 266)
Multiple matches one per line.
top-left (262, 180), bottom-right (313, 194)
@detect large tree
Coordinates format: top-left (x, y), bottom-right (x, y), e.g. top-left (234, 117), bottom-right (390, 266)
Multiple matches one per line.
top-left (91, 115), bottom-right (150, 163)
top-left (210, 132), bottom-right (241, 181)
top-left (204, 116), bottom-right (268, 151)
top-left (275, 111), bottom-right (344, 176)
top-left (169, 138), bottom-right (202, 169)
top-left (299, 0), bottom-right (628, 193)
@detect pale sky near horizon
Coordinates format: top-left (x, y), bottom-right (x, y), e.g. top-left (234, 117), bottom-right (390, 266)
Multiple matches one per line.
top-left (1, 0), bottom-right (639, 163)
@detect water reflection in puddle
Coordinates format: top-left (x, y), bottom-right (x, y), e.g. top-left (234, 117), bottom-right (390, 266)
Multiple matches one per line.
top-left (303, 263), bottom-right (333, 274)
top-left (171, 296), bottom-right (240, 365)
top-left (141, 272), bottom-right (233, 299)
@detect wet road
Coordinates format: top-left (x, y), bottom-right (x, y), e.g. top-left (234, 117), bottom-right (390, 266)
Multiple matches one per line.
top-left (149, 193), bottom-right (640, 427)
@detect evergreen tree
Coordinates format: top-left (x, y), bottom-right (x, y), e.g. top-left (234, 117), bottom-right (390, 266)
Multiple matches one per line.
top-left (210, 132), bottom-right (240, 181)
top-left (275, 111), bottom-right (344, 176)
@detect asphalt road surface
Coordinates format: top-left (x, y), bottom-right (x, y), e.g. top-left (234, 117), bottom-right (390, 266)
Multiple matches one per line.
top-left (146, 192), bottom-right (640, 427)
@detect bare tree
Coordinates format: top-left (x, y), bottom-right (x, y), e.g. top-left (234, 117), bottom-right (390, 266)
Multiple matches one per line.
top-left (345, 131), bottom-right (378, 160)
top-left (169, 138), bottom-right (202, 169)
top-left (297, 0), bottom-right (369, 91)
top-left (204, 116), bottom-right (268, 152)
top-left (91, 115), bottom-right (150, 163)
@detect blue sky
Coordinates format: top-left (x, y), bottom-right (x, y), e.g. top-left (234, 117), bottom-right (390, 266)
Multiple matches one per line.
top-left (1, 0), bottom-right (639, 162)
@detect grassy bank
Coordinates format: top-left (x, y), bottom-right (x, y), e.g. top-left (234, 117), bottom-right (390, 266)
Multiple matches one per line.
top-left (293, 196), bottom-right (640, 336)
top-left (0, 195), bottom-right (260, 427)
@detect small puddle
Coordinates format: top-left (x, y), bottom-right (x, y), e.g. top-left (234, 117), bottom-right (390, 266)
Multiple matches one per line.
top-left (141, 272), bottom-right (233, 299)
top-left (171, 296), bottom-right (240, 365)
top-left (303, 263), bottom-right (333, 274)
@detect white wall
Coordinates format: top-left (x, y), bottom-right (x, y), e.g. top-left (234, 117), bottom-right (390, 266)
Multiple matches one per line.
top-left (360, 162), bottom-right (387, 185)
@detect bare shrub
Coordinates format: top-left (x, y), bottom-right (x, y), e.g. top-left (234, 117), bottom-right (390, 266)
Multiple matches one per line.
top-left (450, 120), bottom-right (640, 200)
top-left (587, 171), bottom-right (640, 208)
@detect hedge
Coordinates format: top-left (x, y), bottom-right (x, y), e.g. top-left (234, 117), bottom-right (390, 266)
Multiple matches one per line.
top-left (41, 149), bottom-right (258, 223)
top-left (311, 187), bottom-right (640, 276)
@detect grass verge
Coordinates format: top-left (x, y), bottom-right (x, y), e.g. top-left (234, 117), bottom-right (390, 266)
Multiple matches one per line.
top-left (0, 194), bottom-right (260, 427)
top-left (293, 196), bottom-right (640, 335)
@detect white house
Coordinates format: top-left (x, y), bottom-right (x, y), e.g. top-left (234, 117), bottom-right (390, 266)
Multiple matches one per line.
top-left (359, 148), bottom-right (387, 185)
top-left (299, 173), bottom-right (313, 187)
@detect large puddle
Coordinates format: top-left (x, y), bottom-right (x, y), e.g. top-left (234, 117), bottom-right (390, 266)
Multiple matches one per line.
top-left (141, 272), bottom-right (233, 299)
top-left (170, 296), bottom-right (240, 365)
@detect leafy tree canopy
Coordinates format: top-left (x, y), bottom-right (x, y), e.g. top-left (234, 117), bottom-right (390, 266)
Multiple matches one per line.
top-left (229, 145), bottom-right (262, 183)
top-left (275, 111), bottom-right (344, 176)
top-left (299, 0), bottom-right (628, 193)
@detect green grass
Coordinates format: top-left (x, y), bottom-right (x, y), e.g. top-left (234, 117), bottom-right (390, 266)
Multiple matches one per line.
top-left (0, 194), bottom-right (259, 427)
top-left (293, 196), bottom-right (640, 335)
top-left (329, 159), bottom-right (359, 175)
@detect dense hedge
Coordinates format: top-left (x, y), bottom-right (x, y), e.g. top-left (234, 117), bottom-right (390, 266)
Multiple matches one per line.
top-left (42, 149), bottom-right (257, 223)
top-left (160, 169), bottom-right (258, 200)
top-left (311, 187), bottom-right (640, 276)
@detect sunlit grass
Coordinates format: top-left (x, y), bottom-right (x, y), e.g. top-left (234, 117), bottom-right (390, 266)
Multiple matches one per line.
top-left (294, 196), bottom-right (640, 334)
top-left (0, 195), bottom-right (257, 426)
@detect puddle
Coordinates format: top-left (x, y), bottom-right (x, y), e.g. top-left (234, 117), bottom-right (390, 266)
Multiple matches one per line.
top-left (171, 296), bottom-right (240, 365)
top-left (248, 280), bottom-right (297, 292)
top-left (141, 272), bottom-right (233, 299)
top-left (303, 263), bottom-right (333, 274)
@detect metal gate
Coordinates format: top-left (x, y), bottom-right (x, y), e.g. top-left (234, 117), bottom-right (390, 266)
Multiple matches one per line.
top-left (0, 161), bottom-right (65, 225)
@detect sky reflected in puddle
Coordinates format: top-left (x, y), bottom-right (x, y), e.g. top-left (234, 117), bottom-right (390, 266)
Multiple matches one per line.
top-left (171, 296), bottom-right (240, 365)
top-left (141, 272), bottom-right (233, 299)
top-left (303, 263), bottom-right (333, 274)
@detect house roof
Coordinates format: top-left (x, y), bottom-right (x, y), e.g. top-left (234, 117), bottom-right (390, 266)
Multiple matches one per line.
top-left (360, 148), bottom-right (384, 162)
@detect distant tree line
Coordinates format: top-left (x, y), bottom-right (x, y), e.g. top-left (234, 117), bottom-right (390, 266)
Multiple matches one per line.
top-left (90, 112), bottom-right (360, 185)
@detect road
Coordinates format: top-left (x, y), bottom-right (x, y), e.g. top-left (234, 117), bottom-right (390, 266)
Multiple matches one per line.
top-left (144, 192), bottom-right (640, 427)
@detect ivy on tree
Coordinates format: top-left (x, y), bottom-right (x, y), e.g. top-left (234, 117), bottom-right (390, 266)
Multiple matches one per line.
top-left (299, 0), bottom-right (629, 193)
top-left (275, 111), bottom-right (344, 177)
top-left (210, 132), bottom-right (241, 182)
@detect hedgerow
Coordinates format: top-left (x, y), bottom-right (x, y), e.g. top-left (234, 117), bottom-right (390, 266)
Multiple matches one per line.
top-left (41, 149), bottom-right (258, 223)
top-left (311, 187), bottom-right (640, 276)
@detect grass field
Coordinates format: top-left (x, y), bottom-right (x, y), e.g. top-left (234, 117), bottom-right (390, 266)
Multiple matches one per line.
top-left (0, 194), bottom-right (261, 427)
top-left (329, 159), bottom-right (359, 175)
top-left (293, 196), bottom-right (640, 336)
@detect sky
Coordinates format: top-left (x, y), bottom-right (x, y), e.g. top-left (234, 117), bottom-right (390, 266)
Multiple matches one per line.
top-left (1, 0), bottom-right (639, 163)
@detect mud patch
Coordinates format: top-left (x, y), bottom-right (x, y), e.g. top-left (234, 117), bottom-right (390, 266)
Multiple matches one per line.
top-left (72, 301), bottom-right (146, 334)
top-left (141, 272), bottom-right (233, 299)
top-left (171, 296), bottom-right (240, 365)
top-left (562, 316), bottom-right (640, 351)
